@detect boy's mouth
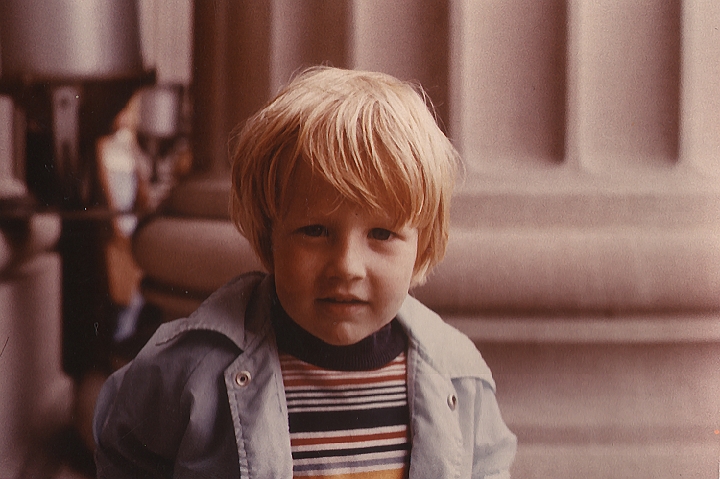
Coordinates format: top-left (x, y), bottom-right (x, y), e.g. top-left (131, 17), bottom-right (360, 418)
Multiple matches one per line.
top-left (318, 296), bottom-right (367, 304)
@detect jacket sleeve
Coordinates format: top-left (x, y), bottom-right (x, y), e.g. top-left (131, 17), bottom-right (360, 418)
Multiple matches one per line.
top-left (92, 343), bottom-right (191, 478)
top-left (471, 380), bottom-right (517, 479)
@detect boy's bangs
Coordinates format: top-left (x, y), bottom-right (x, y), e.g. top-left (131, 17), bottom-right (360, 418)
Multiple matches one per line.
top-left (296, 92), bottom-right (437, 231)
top-left (299, 138), bottom-right (431, 231)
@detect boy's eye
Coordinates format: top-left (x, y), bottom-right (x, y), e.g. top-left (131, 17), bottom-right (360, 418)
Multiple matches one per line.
top-left (369, 228), bottom-right (393, 241)
top-left (299, 225), bottom-right (327, 237)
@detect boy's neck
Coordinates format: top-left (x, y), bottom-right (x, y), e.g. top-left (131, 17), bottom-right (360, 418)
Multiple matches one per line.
top-left (270, 290), bottom-right (407, 371)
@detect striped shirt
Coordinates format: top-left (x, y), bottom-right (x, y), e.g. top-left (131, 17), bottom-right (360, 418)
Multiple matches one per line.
top-left (281, 353), bottom-right (410, 477)
top-left (272, 300), bottom-right (410, 478)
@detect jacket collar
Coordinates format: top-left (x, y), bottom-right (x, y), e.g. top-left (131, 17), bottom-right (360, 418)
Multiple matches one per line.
top-left (397, 294), bottom-right (495, 388)
top-left (153, 272), bottom-right (269, 350)
top-left (155, 272), bottom-right (494, 387)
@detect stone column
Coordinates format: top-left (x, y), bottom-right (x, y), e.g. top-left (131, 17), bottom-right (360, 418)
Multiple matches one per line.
top-left (0, 95), bottom-right (72, 477)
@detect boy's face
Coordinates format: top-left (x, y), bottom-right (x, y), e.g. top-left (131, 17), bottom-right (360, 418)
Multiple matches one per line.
top-left (271, 163), bottom-right (418, 346)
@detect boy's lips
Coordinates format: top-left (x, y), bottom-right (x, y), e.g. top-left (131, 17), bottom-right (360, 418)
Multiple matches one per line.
top-left (317, 295), bottom-right (368, 304)
top-left (316, 296), bottom-right (369, 318)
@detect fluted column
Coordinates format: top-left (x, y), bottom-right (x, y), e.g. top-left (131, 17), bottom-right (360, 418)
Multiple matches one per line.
top-left (680, 0), bottom-right (720, 173)
top-left (450, 0), bottom-right (566, 169)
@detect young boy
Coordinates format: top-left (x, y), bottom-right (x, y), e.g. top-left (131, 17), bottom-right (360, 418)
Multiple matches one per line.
top-left (93, 67), bottom-right (516, 478)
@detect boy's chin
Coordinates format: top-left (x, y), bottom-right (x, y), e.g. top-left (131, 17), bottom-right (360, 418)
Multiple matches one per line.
top-left (310, 318), bottom-right (390, 346)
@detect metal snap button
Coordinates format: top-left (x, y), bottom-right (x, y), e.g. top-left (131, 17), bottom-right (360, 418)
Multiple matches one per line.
top-left (447, 394), bottom-right (457, 410)
top-left (235, 371), bottom-right (252, 387)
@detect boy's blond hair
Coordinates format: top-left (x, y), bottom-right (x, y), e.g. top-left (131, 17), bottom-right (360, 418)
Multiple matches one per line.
top-left (230, 66), bottom-right (458, 286)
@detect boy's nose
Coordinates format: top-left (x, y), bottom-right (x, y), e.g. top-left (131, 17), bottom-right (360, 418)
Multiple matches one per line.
top-left (328, 235), bottom-right (366, 280)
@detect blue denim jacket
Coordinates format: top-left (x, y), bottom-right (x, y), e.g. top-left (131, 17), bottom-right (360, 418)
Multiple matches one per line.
top-left (94, 273), bottom-right (516, 478)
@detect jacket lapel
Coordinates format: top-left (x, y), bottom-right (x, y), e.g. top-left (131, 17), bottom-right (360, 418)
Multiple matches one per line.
top-left (225, 334), bottom-right (293, 478)
top-left (406, 342), bottom-right (463, 478)
top-left (224, 275), bottom-right (294, 478)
